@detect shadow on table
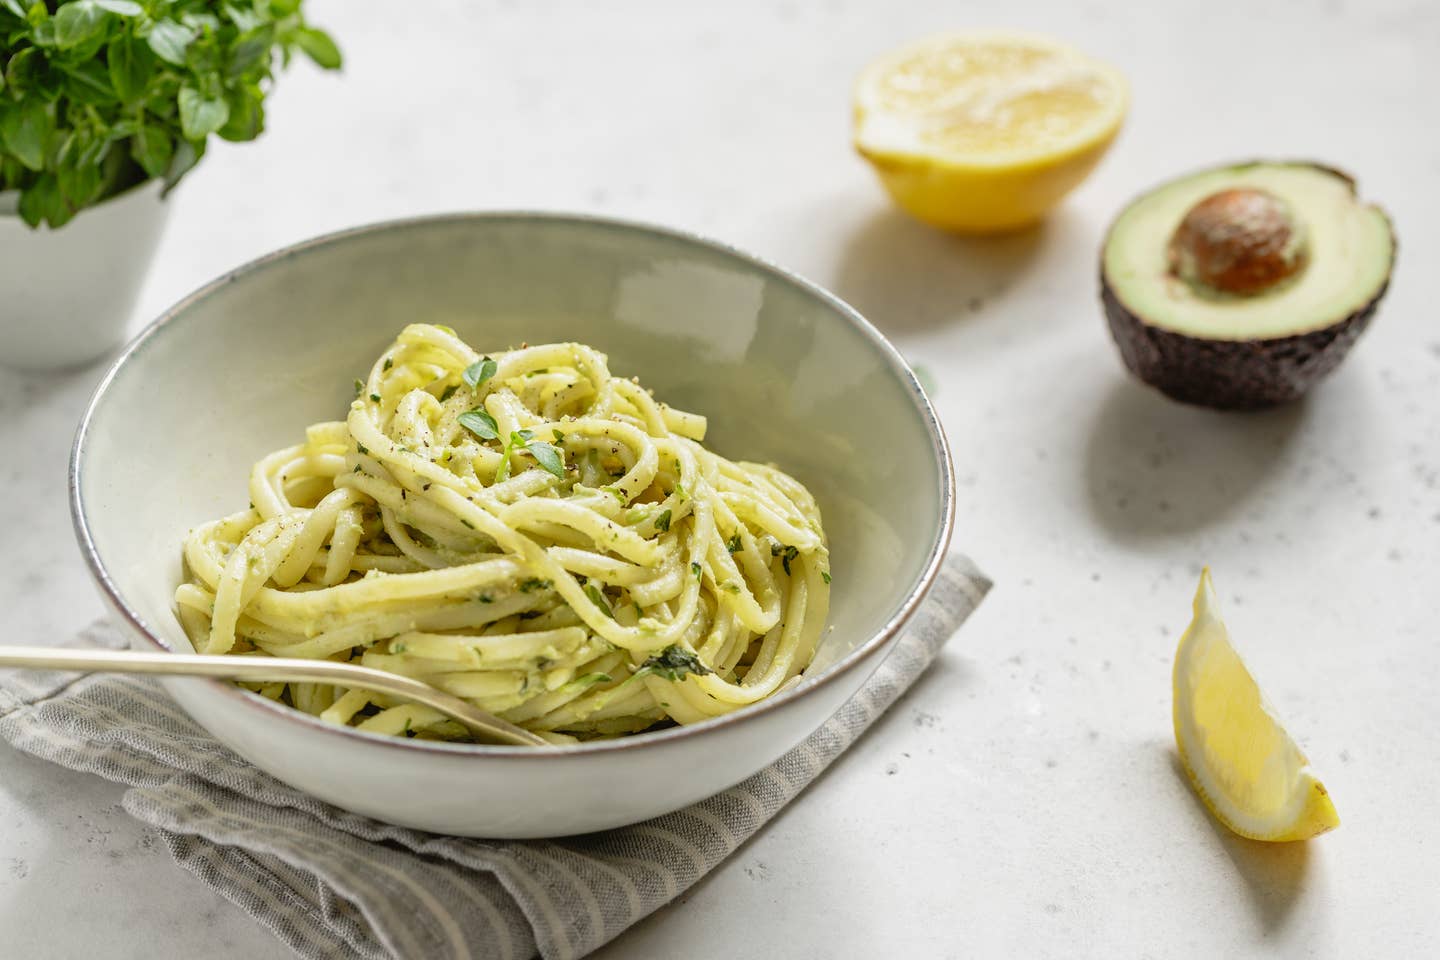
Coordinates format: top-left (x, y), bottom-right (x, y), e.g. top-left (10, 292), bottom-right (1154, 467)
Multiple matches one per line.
top-left (831, 209), bottom-right (1050, 336)
top-left (0, 347), bottom-right (116, 416)
top-left (1083, 377), bottom-right (1309, 541)
top-left (1169, 753), bottom-right (1311, 936)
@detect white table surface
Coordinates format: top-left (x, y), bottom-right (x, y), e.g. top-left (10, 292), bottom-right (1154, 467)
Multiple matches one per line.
top-left (3, 0), bottom-right (1437, 956)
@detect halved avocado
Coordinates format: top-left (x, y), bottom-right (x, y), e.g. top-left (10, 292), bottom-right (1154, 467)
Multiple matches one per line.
top-left (1101, 161), bottom-right (1395, 409)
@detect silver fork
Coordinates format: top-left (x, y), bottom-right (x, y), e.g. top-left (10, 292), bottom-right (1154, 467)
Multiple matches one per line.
top-left (0, 645), bottom-right (551, 748)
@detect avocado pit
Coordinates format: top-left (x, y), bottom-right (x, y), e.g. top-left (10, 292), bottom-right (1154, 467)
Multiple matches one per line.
top-left (1168, 188), bottom-right (1309, 297)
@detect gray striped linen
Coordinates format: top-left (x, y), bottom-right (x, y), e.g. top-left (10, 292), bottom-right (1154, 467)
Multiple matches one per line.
top-left (0, 554), bottom-right (988, 960)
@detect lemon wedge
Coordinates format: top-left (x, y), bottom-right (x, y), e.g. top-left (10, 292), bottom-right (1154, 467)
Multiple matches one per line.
top-left (853, 31), bottom-right (1128, 232)
top-left (1173, 569), bottom-right (1340, 842)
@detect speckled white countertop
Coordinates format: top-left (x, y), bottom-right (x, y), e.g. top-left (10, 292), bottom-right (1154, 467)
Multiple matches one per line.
top-left (3, 1), bottom-right (1438, 956)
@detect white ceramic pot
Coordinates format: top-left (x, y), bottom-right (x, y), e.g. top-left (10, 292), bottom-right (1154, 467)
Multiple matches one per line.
top-left (0, 180), bottom-right (169, 371)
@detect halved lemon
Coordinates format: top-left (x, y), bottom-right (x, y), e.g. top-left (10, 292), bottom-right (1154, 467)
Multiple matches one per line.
top-left (1173, 569), bottom-right (1340, 842)
top-left (853, 31), bottom-right (1128, 232)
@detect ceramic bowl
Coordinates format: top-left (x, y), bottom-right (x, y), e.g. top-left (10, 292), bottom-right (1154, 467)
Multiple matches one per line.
top-left (71, 213), bottom-right (953, 837)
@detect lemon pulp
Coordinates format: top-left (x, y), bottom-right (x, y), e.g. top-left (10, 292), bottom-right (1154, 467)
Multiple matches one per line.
top-left (853, 31), bottom-right (1128, 231)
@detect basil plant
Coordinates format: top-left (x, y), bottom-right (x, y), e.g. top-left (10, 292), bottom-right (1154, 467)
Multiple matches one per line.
top-left (0, 0), bottom-right (340, 228)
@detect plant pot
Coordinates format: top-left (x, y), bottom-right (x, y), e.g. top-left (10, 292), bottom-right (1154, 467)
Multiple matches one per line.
top-left (0, 180), bottom-right (170, 372)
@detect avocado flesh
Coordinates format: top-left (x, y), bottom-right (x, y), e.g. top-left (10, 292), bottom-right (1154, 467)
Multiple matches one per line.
top-left (1101, 162), bottom-right (1394, 409)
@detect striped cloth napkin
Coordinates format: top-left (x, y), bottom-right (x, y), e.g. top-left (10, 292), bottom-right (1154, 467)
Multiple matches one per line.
top-left (0, 554), bottom-right (988, 960)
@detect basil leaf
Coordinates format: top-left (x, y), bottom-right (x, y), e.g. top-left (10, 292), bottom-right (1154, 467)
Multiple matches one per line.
top-left (4, 48), bottom-right (40, 95)
top-left (726, 533), bottom-right (742, 553)
top-left (218, 84), bottom-right (264, 142)
top-left (458, 408), bottom-right (498, 441)
top-left (60, 60), bottom-right (115, 105)
top-left (17, 172), bottom-right (65, 227)
top-left (146, 19), bottom-right (193, 66)
top-left (227, 25), bottom-right (275, 79)
top-left (107, 33), bottom-right (153, 103)
top-left (183, 25), bottom-right (222, 74)
top-left (526, 441), bottom-right (566, 480)
top-left (0, 98), bottom-right (51, 171)
top-left (56, 153), bottom-right (100, 208)
top-left (162, 136), bottom-right (205, 194)
top-left (225, 4), bottom-right (264, 32)
top-left (691, 561), bottom-right (702, 582)
top-left (462, 357), bottom-right (496, 390)
top-left (294, 26), bottom-right (342, 69)
top-left (93, 0), bottom-right (143, 14)
top-left (30, 19), bottom-right (58, 49)
top-left (177, 84), bottom-right (229, 139)
top-left (53, 1), bottom-right (109, 51)
top-left (0, 0), bottom-right (27, 18)
top-left (180, 11), bottom-right (221, 33)
top-left (654, 509), bottom-right (671, 532)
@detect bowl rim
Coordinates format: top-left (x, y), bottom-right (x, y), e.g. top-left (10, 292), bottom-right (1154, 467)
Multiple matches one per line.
top-left (69, 210), bottom-right (956, 759)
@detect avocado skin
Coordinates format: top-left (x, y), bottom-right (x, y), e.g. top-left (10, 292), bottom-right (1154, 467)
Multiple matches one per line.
top-left (1101, 276), bottom-right (1387, 410)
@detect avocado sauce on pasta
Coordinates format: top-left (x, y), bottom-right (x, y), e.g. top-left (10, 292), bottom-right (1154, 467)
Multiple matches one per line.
top-left (175, 324), bottom-right (831, 744)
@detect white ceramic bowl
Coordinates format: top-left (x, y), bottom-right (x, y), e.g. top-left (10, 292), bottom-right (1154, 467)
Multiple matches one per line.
top-left (71, 213), bottom-right (953, 838)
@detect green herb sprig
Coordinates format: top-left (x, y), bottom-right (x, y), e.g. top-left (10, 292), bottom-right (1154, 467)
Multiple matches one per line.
top-left (583, 582), bottom-right (613, 618)
top-left (462, 356), bottom-right (496, 390)
top-left (494, 428), bottom-right (565, 482)
top-left (458, 407), bottom-right (498, 441)
top-left (771, 542), bottom-right (800, 575)
top-left (0, 0), bottom-right (341, 228)
top-left (632, 644), bottom-right (712, 682)
top-left (566, 672), bottom-right (612, 691)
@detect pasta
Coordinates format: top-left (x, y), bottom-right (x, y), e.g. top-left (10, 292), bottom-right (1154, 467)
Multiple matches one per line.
top-left (175, 324), bottom-right (831, 744)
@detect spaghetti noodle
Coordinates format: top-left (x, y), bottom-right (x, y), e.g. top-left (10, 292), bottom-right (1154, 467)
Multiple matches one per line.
top-left (175, 324), bottom-right (831, 743)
